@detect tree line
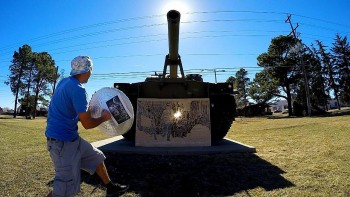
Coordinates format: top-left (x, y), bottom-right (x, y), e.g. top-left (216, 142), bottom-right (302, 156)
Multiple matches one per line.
top-left (230, 34), bottom-right (350, 116)
top-left (5, 33), bottom-right (349, 119)
top-left (5, 44), bottom-right (61, 119)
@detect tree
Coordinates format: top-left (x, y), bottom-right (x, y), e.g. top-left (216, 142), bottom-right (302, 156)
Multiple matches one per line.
top-left (293, 47), bottom-right (328, 113)
top-left (307, 53), bottom-right (329, 109)
top-left (257, 35), bottom-right (301, 116)
top-left (5, 44), bottom-right (58, 118)
top-left (331, 34), bottom-right (350, 105)
top-left (31, 52), bottom-right (57, 119)
top-left (226, 76), bottom-right (236, 84)
top-left (233, 68), bottom-right (250, 109)
top-left (5, 45), bottom-right (33, 118)
top-left (249, 70), bottom-right (279, 104)
top-left (315, 40), bottom-right (341, 109)
top-left (18, 94), bottom-right (35, 116)
top-left (18, 93), bottom-right (48, 117)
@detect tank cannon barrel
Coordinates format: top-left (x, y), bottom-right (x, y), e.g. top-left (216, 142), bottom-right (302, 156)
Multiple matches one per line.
top-left (166, 10), bottom-right (181, 78)
top-left (167, 10), bottom-right (180, 62)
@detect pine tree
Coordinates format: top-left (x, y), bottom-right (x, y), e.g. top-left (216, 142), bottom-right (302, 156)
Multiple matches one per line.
top-left (331, 34), bottom-right (350, 105)
top-left (5, 45), bottom-right (33, 118)
top-left (257, 35), bottom-right (301, 116)
top-left (315, 40), bottom-right (340, 109)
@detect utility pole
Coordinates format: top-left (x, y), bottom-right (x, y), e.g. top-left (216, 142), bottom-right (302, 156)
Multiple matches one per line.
top-left (214, 69), bottom-right (217, 83)
top-left (201, 68), bottom-right (225, 83)
top-left (286, 14), bottom-right (312, 116)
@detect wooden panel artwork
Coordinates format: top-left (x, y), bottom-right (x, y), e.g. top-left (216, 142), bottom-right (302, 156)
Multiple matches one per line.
top-left (135, 98), bottom-right (211, 147)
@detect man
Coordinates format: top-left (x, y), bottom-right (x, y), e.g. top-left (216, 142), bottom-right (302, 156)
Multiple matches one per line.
top-left (45, 56), bottom-right (128, 197)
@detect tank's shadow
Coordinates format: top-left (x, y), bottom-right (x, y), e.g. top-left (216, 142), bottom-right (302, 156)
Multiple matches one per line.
top-left (82, 152), bottom-right (294, 197)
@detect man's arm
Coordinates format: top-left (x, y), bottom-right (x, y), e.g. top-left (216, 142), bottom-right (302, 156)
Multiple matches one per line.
top-left (78, 109), bottom-right (111, 130)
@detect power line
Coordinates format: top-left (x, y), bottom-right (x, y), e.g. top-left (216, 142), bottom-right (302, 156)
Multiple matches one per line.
top-left (0, 24), bottom-right (344, 61)
top-left (0, 19), bottom-right (288, 58)
top-left (1, 10), bottom-right (348, 53)
top-left (183, 19), bottom-right (284, 24)
top-left (0, 14), bottom-right (165, 51)
top-left (299, 22), bottom-right (350, 35)
top-left (0, 53), bottom-right (261, 64)
top-left (0, 30), bottom-right (289, 58)
top-left (293, 13), bottom-right (350, 29)
top-left (1, 10), bottom-right (289, 51)
top-left (0, 63), bottom-right (309, 78)
top-left (0, 10), bottom-right (348, 77)
top-left (0, 33), bottom-right (283, 59)
top-left (43, 30), bottom-right (290, 52)
top-left (187, 10), bottom-right (289, 15)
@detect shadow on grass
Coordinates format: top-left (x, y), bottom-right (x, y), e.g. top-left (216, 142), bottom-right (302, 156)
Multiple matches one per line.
top-left (82, 153), bottom-right (294, 196)
top-left (322, 109), bottom-right (350, 117)
top-left (266, 115), bottom-right (300, 119)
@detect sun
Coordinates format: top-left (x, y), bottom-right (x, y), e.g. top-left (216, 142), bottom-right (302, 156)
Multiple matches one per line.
top-left (162, 1), bottom-right (191, 22)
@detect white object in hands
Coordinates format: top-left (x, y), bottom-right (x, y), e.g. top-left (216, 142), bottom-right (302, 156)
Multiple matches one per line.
top-left (89, 87), bottom-right (134, 136)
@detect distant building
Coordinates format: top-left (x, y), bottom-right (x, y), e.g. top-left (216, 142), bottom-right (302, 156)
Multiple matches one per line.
top-left (237, 103), bottom-right (272, 116)
top-left (16, 105), bottom-right (48, 117)
top-left (270, 100), bottom-right (288, 112)
top-left (269, 99), bottom-right (349, 114)
top-left (0, 107), bottom-right (3, 114)
top-left (327, 99), bottom-right (350, 109)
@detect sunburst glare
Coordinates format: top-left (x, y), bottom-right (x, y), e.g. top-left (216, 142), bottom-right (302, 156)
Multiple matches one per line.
top-left (162, 1), bottom-right (191, 22)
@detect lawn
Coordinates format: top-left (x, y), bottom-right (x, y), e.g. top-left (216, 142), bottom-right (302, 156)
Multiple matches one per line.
top-left (0, 113), bottom-right (349, 196)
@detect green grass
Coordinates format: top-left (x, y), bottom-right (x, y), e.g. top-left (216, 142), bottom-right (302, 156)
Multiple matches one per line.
top-left (229, 115), bottom-right (350, 196)
top-left (0, 116), bottom-right (110, 196)
top-left (0, 113), bottom-right (349, 196)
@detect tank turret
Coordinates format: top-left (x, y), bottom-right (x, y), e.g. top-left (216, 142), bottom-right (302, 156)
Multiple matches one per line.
top-left (114, 10), bottom-right (236, 143)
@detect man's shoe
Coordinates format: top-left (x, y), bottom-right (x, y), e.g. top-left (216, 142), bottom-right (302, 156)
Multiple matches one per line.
top-left (106, 183), bottom-right (129, 196)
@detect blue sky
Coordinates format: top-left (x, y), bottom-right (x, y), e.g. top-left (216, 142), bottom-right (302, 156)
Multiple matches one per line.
top-left (1, 0), bottom-right (349, 109)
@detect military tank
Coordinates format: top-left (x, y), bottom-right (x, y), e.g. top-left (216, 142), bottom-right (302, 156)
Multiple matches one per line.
top-left (114, 10), bottom-right (236, 143)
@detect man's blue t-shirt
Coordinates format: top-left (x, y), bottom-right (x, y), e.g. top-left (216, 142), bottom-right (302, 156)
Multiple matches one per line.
top-left (45, 76), bottom-right (88, 141)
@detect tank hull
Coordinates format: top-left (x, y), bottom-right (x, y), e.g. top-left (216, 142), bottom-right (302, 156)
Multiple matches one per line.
top-left (114, 79), bottom-right (236, 142)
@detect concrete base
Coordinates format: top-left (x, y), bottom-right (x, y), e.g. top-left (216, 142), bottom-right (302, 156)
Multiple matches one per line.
top-left (92, 136), bottom-right (256, 155)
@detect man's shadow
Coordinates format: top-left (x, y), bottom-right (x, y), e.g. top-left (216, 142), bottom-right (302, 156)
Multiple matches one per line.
top-left (82, 152), bottom-right (294, 197)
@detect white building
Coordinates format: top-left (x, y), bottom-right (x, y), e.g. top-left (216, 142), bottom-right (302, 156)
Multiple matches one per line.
top-left (270, 99), bottom-right (348, 113)
top-left (270, 100), bottom-right (288, 112)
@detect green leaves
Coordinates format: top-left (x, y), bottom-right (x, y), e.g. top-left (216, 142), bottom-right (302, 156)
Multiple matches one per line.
top-left (5, 44), bottom-right (58, 118)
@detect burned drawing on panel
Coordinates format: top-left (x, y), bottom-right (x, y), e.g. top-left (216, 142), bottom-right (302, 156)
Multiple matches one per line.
top-left (136, 98), bottom-right (210, 142)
